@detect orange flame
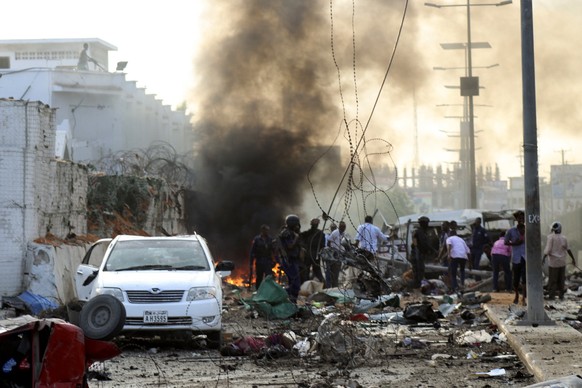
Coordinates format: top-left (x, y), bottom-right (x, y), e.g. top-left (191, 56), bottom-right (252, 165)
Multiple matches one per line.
top-left (224, 266), bottom-right (251, 287)
top-left (223, 262), bottom-right (285, 287)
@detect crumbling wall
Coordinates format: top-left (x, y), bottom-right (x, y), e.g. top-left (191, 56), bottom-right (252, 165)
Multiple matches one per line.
top-left (0, 100), bottom-right (55, 296)
top-left (24, 242), bottom-right (89, 305)
top-left (38, 160), bottom-right (88, 237)
top-left (88, 175), bottom-right (186, 237)
top-left (0, 100), bottom-right (89, 296)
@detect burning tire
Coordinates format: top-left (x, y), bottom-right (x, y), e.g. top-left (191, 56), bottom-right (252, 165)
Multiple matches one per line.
top-left (80, 295), bottom-right (126, 340)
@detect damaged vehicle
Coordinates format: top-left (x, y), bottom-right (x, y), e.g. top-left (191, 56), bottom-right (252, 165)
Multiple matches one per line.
top-left (395, 209), bottom-right (520, 263)
top-left (74, 234), bottom-right (234, 347)
top-left (0, 315), bottom-right (120, 387)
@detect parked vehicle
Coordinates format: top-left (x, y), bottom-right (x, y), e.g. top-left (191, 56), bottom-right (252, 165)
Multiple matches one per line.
top-left (74, 234), bottom-right (234, 347)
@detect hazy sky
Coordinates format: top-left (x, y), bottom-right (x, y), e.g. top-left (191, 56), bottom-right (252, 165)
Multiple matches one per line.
top-left (3, 0), bottom-right (580, 182)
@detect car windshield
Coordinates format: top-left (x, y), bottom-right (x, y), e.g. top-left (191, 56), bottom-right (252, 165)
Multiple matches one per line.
top-left (104, 239), bottom-right (211, 272)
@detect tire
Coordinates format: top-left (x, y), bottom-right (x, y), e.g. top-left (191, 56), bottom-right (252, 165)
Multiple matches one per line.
top-left (206, 331), bottom-right (222, 349)
top-left (80, 294), bottom-right (126, 340)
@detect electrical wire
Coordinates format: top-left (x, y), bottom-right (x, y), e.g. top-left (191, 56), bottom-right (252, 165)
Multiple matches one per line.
top-left (310, 0), bottom-right (409, 237)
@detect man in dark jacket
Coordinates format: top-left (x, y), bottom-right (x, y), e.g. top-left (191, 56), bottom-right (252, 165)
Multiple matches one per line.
top-left (411, 216), bottom-right (431, 288)
top-left (249, 224), bottom-right (276, 289)
top-left (278, 215), bottom-right (302, 302)
top-left (300, 218), bottom-right (326, 283)
top-left (471, 217), bottom-right (490, 276)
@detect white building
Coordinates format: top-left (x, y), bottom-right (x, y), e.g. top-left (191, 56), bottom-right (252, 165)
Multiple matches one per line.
top-left (0, 38), bottom-right (193, 163)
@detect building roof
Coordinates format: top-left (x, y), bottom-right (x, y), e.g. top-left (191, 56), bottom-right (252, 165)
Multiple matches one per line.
top-left (0, 38), bottom-right (117, 51)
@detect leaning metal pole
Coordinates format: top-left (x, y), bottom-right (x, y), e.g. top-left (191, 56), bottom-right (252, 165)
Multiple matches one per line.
top-left (518, 0), bottom-right (552, 325)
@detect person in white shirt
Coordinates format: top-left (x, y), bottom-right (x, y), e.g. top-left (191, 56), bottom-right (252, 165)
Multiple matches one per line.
top-left (326, 221), bottom-right (351, 287)
top-left (446, 229), bottom-right (471, 292)
top-left (355, 215), bottom-right (388, 255)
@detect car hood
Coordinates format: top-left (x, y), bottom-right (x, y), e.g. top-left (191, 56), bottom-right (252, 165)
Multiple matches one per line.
top-left (97, 270), bottom-right (216, 290)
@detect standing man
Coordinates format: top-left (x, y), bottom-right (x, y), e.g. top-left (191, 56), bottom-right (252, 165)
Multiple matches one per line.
top-left (411, 216), bottom-right (432, 289)
top-left (446, 229), bottom-right (471, 293)
top-left (505, 210), bottom-right (526, 305)
top-left (277, 214), bottom-right (302, 303)
top-left (355, 215), bottom-right (388, 255)
top-left (326, 220), bottom-right (350, 287)
top-left (77, 43), bottom-right (91, 71)
top-left (300, 218), bottom-right (326, 283)
top-left (470, 217), bottom-right (490, 274)
top-left (249, 224), bottom-right (276, 290)
top-left (543, 221), bottom-right (576, 300)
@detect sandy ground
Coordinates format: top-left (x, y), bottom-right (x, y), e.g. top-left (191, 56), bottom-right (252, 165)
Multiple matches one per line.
top-left (83, 286), bottom-right (548, 388)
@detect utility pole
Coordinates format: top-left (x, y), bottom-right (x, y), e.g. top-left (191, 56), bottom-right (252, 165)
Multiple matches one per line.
top-left (426, 0), bottom-right (511, 208)
top-left (518, 0), bottom-right (552, 325)
top-left (555, 149), bottom-right (570, 165)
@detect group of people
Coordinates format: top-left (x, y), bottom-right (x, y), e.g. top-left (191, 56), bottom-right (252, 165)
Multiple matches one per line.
top-left (249, 214), bottom-right (389, 302)
top-left (421, 210), bottom-right (576, 306)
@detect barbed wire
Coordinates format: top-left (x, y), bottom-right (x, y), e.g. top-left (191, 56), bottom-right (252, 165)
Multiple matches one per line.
top-left (90, 142), bottom-right (197, 189)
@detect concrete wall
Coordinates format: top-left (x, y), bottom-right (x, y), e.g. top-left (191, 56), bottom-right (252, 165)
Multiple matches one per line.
top-left (0, 100), bottom-right (88, 296)
top-left (0, 100), bottom-right (53, 296)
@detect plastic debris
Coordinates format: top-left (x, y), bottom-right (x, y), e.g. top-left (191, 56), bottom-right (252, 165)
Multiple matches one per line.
top-left (403, 303), bottom-right (438, 323)
top-left (457, 330), bottom-right (493, 345)
top-left (352, 294), bottom-right (400, 313)
top-left (471, 368), bottom-right (506, 378)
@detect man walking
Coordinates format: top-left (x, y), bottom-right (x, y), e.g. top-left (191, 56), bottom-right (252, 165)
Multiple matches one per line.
top-left (355, 215), bottom-right (388, 255)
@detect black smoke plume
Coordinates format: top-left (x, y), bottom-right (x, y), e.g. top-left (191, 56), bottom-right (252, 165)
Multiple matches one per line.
top-left (185, 1), bottom-right (341, 262)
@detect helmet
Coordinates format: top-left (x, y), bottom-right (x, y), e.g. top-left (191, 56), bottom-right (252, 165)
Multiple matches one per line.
top-left (285, 214), bottom-right (300, 228)
top-left (418, 216), bottom-right (430, 224)
top-left (551, 221), bottom-right (562, 234)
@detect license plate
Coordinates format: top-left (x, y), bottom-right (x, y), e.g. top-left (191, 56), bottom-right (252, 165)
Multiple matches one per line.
top-left (143, 311), bottom-right (168, 323)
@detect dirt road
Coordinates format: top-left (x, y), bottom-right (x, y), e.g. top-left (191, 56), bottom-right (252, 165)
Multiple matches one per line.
top-left (85, 288), bottom-right (538, 387)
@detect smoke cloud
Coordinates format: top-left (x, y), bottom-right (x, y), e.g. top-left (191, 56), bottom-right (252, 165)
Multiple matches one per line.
top-left (186, 1), bottom-right (426, 261)
top-left (185, 1), bottom-right (581, 262)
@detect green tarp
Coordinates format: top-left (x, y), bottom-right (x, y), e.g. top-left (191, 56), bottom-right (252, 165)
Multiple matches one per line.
top-left (244, 275), bottom-right (297, 319)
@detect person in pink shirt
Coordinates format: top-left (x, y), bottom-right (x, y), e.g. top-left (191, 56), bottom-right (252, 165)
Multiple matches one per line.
top-left (491, 230), bottom-right (512, 292)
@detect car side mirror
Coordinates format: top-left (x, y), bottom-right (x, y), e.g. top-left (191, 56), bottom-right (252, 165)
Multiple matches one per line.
top-left (215, 260), bottom-right (235, 276)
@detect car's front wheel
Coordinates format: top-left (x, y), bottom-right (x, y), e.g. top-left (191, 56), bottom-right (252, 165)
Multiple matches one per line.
top-left (80, 295), bottom-right (126, 340)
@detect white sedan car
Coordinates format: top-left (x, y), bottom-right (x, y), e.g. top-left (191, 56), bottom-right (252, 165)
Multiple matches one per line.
top-left (74, 234), bottom-right (234, 347)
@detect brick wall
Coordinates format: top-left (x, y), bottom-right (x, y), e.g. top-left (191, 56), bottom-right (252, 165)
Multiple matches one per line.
top-left (0, 100), bottom-right (88, 296)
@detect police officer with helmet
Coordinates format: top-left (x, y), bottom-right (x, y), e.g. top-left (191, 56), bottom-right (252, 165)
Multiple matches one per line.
top-left (411, 216), bottom-right (431, 288)
top-left (277, 214), bottom-right (302, 302)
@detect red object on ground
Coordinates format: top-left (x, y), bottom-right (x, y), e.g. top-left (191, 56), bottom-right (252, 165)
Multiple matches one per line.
top-left (0, 316), bottom-right (121, 387)
top-left (349, 313), bottom-right (369, 321)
